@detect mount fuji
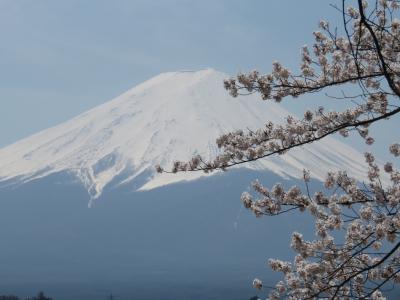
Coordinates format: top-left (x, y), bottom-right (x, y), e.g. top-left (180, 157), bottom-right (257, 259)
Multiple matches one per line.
top-left (0, 69), bottom-right (383, 300)
top-left (0, 68), bottom-right (367, 200)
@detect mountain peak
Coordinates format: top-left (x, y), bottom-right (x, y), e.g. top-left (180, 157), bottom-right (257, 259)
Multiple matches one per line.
top-left (0, 69), bottom-right (368, 200)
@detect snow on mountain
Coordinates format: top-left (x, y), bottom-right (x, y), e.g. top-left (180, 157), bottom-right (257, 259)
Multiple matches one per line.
top-left (0, 69), bottom-right (368, 199)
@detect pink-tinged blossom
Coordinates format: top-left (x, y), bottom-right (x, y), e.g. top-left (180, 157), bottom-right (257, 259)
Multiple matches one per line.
top-left (390, 143), bottom-right (400, 157)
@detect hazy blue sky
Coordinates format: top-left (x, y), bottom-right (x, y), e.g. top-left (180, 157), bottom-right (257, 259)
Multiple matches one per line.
top-left (0, 0), bottom-right (397, 160)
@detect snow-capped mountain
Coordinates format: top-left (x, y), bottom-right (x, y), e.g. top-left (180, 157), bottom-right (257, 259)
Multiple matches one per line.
top-left (0, 69), bottom-right (367, 199)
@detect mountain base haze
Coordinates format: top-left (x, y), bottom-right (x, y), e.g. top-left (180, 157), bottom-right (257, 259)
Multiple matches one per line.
top-left (0, 170), bottom-right (313, 300)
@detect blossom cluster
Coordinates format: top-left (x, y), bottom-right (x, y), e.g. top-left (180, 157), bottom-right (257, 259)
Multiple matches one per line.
top-left (242, 142), bottom-right (400, 299)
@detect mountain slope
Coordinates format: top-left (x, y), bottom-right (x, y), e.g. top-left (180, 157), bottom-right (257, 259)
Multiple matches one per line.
top-left (0, 69), bottom-right (367, 199)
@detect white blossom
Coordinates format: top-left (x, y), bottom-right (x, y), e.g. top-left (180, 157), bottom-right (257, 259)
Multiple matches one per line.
top-left (253, 278), bottom-right (263, 290)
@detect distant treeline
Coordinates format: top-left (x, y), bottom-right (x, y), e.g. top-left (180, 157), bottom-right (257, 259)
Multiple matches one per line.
top-left (0, 291), bottom-right (52, 300)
